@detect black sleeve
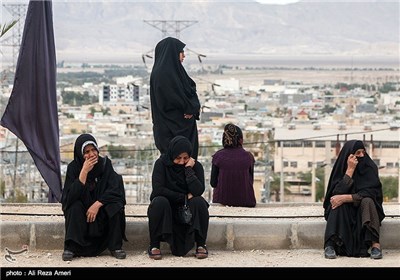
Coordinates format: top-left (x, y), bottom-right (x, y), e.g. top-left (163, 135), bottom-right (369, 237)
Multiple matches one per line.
top-left (332, 174), bottom-right (354, 195)
top-left (61, 162), bottom-right (84, 212)
top-left (186, 161), bottom-right (205, 197)
top-left (97, 159), bottom-right (124, 206)
top-left (151, 160), bottom-right (185, 203)
top-left (210, 163), bottom-right (219, 188)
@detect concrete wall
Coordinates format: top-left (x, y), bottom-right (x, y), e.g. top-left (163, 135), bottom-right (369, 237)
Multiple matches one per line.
top-left (1, 218), bottom-right (399, 252)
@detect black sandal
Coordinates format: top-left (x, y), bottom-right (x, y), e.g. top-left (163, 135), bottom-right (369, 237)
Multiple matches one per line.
top-left (195, 245), bottom-right (208, 259)
top-left (147, 246), bottom-right (162, 260)
top-left (62, 250), bottom-right (74, 261)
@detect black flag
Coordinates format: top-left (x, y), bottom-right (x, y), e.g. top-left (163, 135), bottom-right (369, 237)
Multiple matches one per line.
top-left (1, 0), bottom-right (62, 202)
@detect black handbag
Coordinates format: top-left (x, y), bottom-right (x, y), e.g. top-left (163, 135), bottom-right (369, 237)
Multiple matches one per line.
top-left (176, 196), bottom-right (192, 225)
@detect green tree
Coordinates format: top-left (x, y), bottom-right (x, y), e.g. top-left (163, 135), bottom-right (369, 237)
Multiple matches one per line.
top-left (89, 106), bottom-right (96, 115)
top-left (61, 91), bottom-right (97, 106)
top-left (0, 180), bottom-right (5, 198)
top-left (137, 145), bottom-right (157, 161)
top-left (380, 176), bottom-right (398, 201)
top-left (379, 83), bottom-right (396, 94)
top-left (102, 107), bottom-right (111, 116)
top-left (6, 188), bottom-right (27, 203)
top-left (298, 169), bottom-right (325, 202)
top-left (322, 105), bottom-right (336, 114)
top-left (269, 174), bottom-right (287, 202)
top-left (108, 145), bottom-right (128, 159)
top-left (0, 20), bottom-right (18, 38)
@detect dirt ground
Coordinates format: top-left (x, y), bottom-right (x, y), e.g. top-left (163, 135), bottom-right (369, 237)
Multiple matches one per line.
top-left (1, 248), bottom-right (399, 269)
top-left (1, 203), bottom-right (399, 277)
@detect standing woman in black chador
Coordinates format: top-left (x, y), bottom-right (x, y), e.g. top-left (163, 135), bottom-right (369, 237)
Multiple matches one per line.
top-left (323, 140), bottom-right (385, 259)
top-left (147, 136), bottom-right (209, 260)
top-left (61, 134), bottom-right (127, 261)
top-left (150, 37), bottom-right (201, 159)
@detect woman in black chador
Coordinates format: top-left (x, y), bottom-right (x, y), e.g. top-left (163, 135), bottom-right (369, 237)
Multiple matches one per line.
top-left (61, 134), bottom-right (127, 261)
top-left (323, 140), bottom-right (385, 259)
top-left (150, 37), bottom-right (201, 159)
top-left (147, 136), bottom-right (209, 260)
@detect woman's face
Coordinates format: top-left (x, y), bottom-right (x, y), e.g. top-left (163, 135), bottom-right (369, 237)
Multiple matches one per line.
top-left (179, 51), bottom-right (185, 63)
top-left (173, 152), bottom-right (189, 165)
top-left (354, 149), bottom-right (365, 158)
top-left (83, 144), bottom-right (98, 160)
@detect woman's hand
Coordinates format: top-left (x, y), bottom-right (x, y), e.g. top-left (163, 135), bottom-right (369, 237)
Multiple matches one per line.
top-left (184, 114), bottom-right (193, 119)
top-left (185, 157), bottom-right (196, 168)
top-left (347, 154), bottom-right (358, 170)
top-left (330, 195), bottom-right (343, 209)
top-left (345, 154), bottom-right (358, 177)
top-left (79, 156), bottom-right (98, 185)
top-left (86, 201), bottom-right (102, 223)
top-left (187, 193), bottom-right (194, 200)
top-left (83, 156), bottom-right (98, 173)
top-left (330, 194), bottom-right (352, 209)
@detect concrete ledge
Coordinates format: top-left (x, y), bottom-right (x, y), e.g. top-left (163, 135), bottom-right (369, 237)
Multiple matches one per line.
top-left (2, 218), bottom-right (399, 251)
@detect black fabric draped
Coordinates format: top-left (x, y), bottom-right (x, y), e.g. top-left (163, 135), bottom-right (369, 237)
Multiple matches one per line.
top-left (323, 140), bottom-right (385, 257)
top-left (61, 134), bottom-right (127, 257)
top-left (0, 0), bottom-right (62, 202)
top-left (148, 136), bottom-right (209, 256)
top-left (150, 37), bottom-right (200, 159)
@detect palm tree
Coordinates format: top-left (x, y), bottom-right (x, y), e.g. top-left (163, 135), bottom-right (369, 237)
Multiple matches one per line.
top-left (0, 20), bottom-right (18, 38)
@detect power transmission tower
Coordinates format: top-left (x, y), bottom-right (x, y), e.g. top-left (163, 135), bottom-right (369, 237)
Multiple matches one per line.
top-left (1, 3), bottom-right (28, 201)
top-left (2, 3), bottom-right (28, 71)
top-left (143, 20), bottom-right (198, 39)
top-left (142, 20), bottom-right (206, 66)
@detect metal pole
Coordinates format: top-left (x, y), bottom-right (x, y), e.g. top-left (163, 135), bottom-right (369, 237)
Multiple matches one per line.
top-left (12, 140), bottom-right (18, 196)
top-left (311, 141), bottom-right (316, 202)
top-left (280, 141), bottom-right (284, 203)
top-left (263, 143), bottom-right (270, 203)
top-left (324, 140), bottom-right (331, 196)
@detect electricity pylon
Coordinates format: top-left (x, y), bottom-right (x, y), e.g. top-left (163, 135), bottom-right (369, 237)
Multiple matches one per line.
top-left (142, 20), bottom-right (206, 66)
top-left (143, 20), bottom-right (198, 39)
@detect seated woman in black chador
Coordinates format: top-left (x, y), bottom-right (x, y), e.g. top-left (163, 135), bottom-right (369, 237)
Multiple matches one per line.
top-left (323, 140), bottom-right (385, 259)
top-left (147, 135), bottom-right (209, 260)
top-left (61, 134), bottom-right (127, 261)
top-left (210, 123), bottom-right (256, 207)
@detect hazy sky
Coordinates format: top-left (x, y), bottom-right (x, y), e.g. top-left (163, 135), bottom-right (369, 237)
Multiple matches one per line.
top-left (1, 0), bottom-right (398, 64)
top-left (256, 0), bottom-right (299, 4)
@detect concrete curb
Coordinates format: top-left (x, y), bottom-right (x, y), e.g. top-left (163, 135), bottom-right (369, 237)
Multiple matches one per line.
top-left (1, 218), bottom-right (399, 251)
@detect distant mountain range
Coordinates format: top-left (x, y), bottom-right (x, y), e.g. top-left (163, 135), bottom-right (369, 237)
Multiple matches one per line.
top-left (50, 0), bottom-right (399, 63)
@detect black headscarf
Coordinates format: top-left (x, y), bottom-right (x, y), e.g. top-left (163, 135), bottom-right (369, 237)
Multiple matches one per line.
top-left (222, 123), bottom-right (243, 148)
top-left (323, 140), bottom-right (385, 221)
top-left (160, 136), bottom-right (193, 188)
top-left (150, 37), bottom-right (200, 158)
